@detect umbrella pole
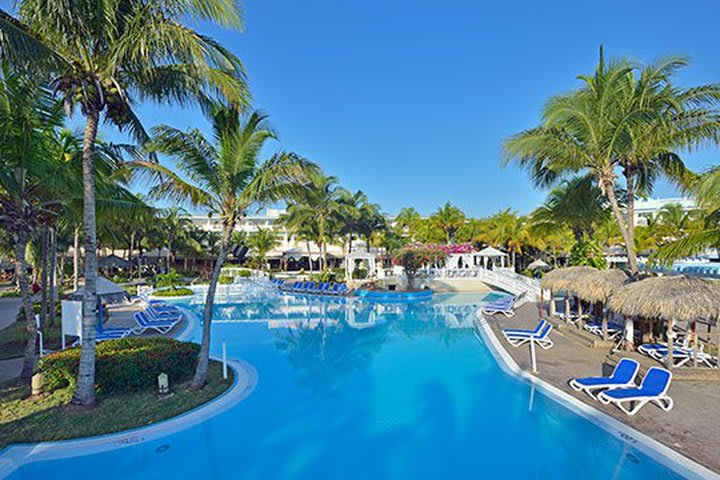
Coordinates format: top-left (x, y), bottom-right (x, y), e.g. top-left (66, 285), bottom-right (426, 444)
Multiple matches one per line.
top-left (576, 297), bottom-right (582, 328)
top-left (539, 289), bottom-right (544, 319)
top-left (564, 292), bottom-right (570, 323)
top-left (692, 321), bottom-right (698, 368)
top-left (602, 302), bottom-right (608, 341)
top-left (549, 290), bottom-right (556, 317)
top-left (666, 318), bottom-right (675, 371)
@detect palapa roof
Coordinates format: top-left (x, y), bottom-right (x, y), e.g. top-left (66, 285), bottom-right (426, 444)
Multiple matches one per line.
top-left (573, 269), bottom-right (629, 303)
top-left (540, 266), bottom-right (598, 294)
top-left (609, 275), bottom-right (720, 323)
top-left (527, 259), bottom-right (550, 270)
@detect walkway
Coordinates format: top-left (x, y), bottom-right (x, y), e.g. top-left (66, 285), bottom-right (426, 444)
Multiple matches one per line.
top-left (483, 303), bottom-right (720, 474)
top-left (0, 298), bottom-right (20, 331)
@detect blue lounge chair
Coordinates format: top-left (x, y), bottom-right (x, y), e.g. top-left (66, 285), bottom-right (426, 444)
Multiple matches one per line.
top-left (569, 358), bottom-right (639, 399)
top-left (503, 322), bottom-right (554, 349)
top-left (134, 311), bottom-right (181, 334)
top-left (598, 367), bottom-right (673, 416)
top-left (482, 294), bottom-right (520, 318)
top-left (649, 345), bottom-right (716, 368)
top-left (583, 321), bottom-right (624, 339)
top-left (95, 327), bottom-right (133, 341)
top-left (503, 319), bottom-right (547, 337)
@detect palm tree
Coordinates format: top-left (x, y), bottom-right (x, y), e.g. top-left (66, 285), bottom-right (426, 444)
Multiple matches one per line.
top-left (281, 174), bottom-right (342, 270)
top-left (504, 47), bottom-right (720, 275)
top-left (530, 176), bottom-right (609, 242)
top-left (357, 202), bottom-right (387, 252)
top-left (247, 227), bottom-right (280, 269)
top-left (335, 189), bottom-right (367, 253)
top-left (653, 167), bottom-right (720, 263)
top-left (134, 106), bottom-right (318, 389)
top-left (393, 207), bottom-right (423, 241)
top-left (484, 209), bottom-right (529, 269)
top-left (0, 69), bottom-right (70, 380)
top-left (0, 0), bottom-right (248, 406)
top-left (428, 202), bottom-right (466, 244)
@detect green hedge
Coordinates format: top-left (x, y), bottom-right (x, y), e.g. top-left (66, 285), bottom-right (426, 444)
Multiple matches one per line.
top-left (39, 337), bottom-right (199, 394)
top-left (152, 287), bottom-right (194, 297)
top-left (218, 275), bottom-right (233, 284)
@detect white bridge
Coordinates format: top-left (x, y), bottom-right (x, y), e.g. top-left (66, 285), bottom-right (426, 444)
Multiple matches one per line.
top-left (419, 267), bottom-right (542, 301)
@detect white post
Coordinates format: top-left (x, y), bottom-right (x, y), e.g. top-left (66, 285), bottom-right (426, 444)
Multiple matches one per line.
top-left (530, 338), bottom-right (537, 373)
top-left (222, 340), bottom-right (228, 380)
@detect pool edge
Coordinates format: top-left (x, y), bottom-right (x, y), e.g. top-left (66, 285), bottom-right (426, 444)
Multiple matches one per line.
top-left (0, 308), bottom-right (257, 479)
top-left (473, 311), bottom-right (720, 480)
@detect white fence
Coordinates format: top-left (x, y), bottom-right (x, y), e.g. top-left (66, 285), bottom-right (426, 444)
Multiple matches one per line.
top-left (420, 267), bottom-right (541, 301)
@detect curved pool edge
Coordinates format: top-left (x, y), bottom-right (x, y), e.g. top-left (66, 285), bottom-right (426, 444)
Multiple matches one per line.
top-left (0, 305), bottom-right (257, 479)
top-left (473, 311), bottom-right (720, 480)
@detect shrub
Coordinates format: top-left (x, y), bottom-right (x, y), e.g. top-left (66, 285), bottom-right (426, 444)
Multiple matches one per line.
top-left (123, 285), bottom-right (139, 296)
top-left (218, 275), bottom-right (234, 284)
top-left (310, 270), bottom-right (335, 283)
top-left (153, 287), bottom-right (194, 297)
top-left (154, 268), bottom-right (181, 288)
top-left (238, 269), bottom-right (252, 278)
top-left (569, 237), bottom-right (607, 269)
top-left (0, 290), bottom-right (19, 298)
top-left (351, 268), bottom-right (367, 280)
top-left (39, 337), bottom-right (199, 394)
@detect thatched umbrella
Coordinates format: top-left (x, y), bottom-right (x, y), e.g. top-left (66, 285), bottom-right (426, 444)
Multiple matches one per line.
top-left (540, 266), bottom-right (598, 319)
top-left (574, 269), bottom-right (629, 340)
top-left (528, 259), bottom-right (550, 271)
top-left (609, 275), bottom-right (720, 369)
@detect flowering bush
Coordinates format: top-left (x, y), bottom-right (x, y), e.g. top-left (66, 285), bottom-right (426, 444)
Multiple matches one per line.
top-left (393, 244), bottom-right (448, 289)
top-left (39, 337), bottom-right (199, 394)
top-left (437, 243), bottom-right (475, 254)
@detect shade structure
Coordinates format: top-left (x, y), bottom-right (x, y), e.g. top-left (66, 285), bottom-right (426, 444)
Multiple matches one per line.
top-left (609, 275), bottom-right (720, 323)
top-left (69, 276), bottom-right (129, 304)
top-left (540, 266), bottom-right (599, 294)
top-left (573, 269), bottom-right (629, 303)
top-left (527, 259), bottom-right (550, 270)
top-left (98, 254), bottom-right (132, 270)
top-left (476, 246), bottom-right (507, 257)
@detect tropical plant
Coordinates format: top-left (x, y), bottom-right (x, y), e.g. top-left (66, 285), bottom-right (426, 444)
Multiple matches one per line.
top-left (281, 174), bottom-right (342, 270)
top-left (428, 202), bottom-right (466, 244)
top-left (247, 227), bottom-right (280, 269)
top-left (653, 167), bottom-right (720, 263)
top-left (0, 0), bottom-right (248, 406)
top-left (133, 106), bottom-right (317, 389)
top-left (393, 244), bottom-right (448, 290)
top-left (569, 237), bottom-right (607, 269)
top-left (483, 209), bottom-right (529, 269)
top-left (504, 47), bottom-right (720, 275)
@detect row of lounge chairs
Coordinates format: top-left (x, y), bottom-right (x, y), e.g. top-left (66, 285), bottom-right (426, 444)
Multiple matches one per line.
top-left (95, 300), bottom-right (183, 341)
top-left (278, 280), bottom-right (349, 296)
top-left (570, 358), bottom-right (673, 416)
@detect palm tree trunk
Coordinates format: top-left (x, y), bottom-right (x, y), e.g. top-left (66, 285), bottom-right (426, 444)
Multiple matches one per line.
top-left (605, 183), bottom-right (639, 275)
top-left (16, 231), bottom-right (37, 381)
top-left (72, 109), bottom-right (100, 407)
top-left (40, 226), bottom-right (49, 329)
top-left (191, 218), bottom-right (234, 390)
top-left (49, 224), bottom-right (58, 328)
top-left (73, 227), bottom-right (80, 290)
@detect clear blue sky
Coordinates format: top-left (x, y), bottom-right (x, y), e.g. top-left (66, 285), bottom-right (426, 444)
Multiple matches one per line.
top-left (67, 0), bottom-right (720, 216)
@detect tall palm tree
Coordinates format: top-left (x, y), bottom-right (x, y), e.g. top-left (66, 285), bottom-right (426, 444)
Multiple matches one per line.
top-left (484, 209), bottom-right (528, 269)
top-left (134, 106), bottom-right (318, 388)
top-left (0, 0), bottom-right (248, 406)
top-left (357, 201), bottom-right (387, 252)
top-left (394, 207), bottom-right (423, 241)
top-left (428, 202), bottom-right (466, 244)
top-left (281, 175), bottom-right (342, 270)
top-left (504, 47), bottom-right (720, 275)
top-left (0, 69), bottom-right (71, 380)
top-left (335, 189), bottom-right (367, 253)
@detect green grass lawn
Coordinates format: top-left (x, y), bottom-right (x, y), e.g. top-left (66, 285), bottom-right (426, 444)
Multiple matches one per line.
top-left (0, 321), bottom-right (63, 361)
top-left (0, 361), bottom-right (232, 450)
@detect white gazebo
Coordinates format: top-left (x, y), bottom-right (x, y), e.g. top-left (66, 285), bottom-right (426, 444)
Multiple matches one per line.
top-left (476, 246), bottom-right (509, 269)
top-left (345, 251), bottom-right (377, 281)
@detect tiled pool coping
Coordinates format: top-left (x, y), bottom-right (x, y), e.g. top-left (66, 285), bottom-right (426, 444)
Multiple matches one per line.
top-left (473, 311), bottom-right (720, 480)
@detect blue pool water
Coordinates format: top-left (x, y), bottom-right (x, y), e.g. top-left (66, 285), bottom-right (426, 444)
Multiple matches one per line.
top-left (4, 287), bottom-right (689, 479)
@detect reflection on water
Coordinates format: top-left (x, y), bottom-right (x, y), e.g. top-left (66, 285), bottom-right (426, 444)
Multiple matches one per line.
top-left (188, 284), bottom-right (488, 395)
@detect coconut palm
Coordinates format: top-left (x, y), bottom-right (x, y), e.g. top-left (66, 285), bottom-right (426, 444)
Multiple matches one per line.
top-left (393, 207), bottom-right (423, 241)
top-left (428, 202), bottom-right (466, 244)
top-left (357, 201), bottom-right (387, 252)
top-left (247, 227), bottom-right (280, 269)
top-left (281, 175), bottom-right (343, 270)
top-left (653, 167), bottom-right (720, 263)
top-left (0, 0), bottom-right (248, 406)
top-left (0, 70), bottom-right (66, 380)
top-left (504, 47), bottom-right (720, 275)
top-left (134, 106), bottom-right (318, 388)
top-left (335, 189), bottom-right (367, 253)
top-left (484, 209), bottom-right (529, 269)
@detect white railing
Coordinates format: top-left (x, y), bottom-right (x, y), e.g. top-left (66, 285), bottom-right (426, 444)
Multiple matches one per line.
top-left (420, 267), bottom-right (541, 301)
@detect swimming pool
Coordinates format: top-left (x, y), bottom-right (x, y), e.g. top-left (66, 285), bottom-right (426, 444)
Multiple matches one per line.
top-left (1, 287), bottom-right (704, 479)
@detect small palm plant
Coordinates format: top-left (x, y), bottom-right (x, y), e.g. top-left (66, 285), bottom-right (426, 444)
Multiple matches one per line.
top-left (135, 106), bottom-right (318, 388)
